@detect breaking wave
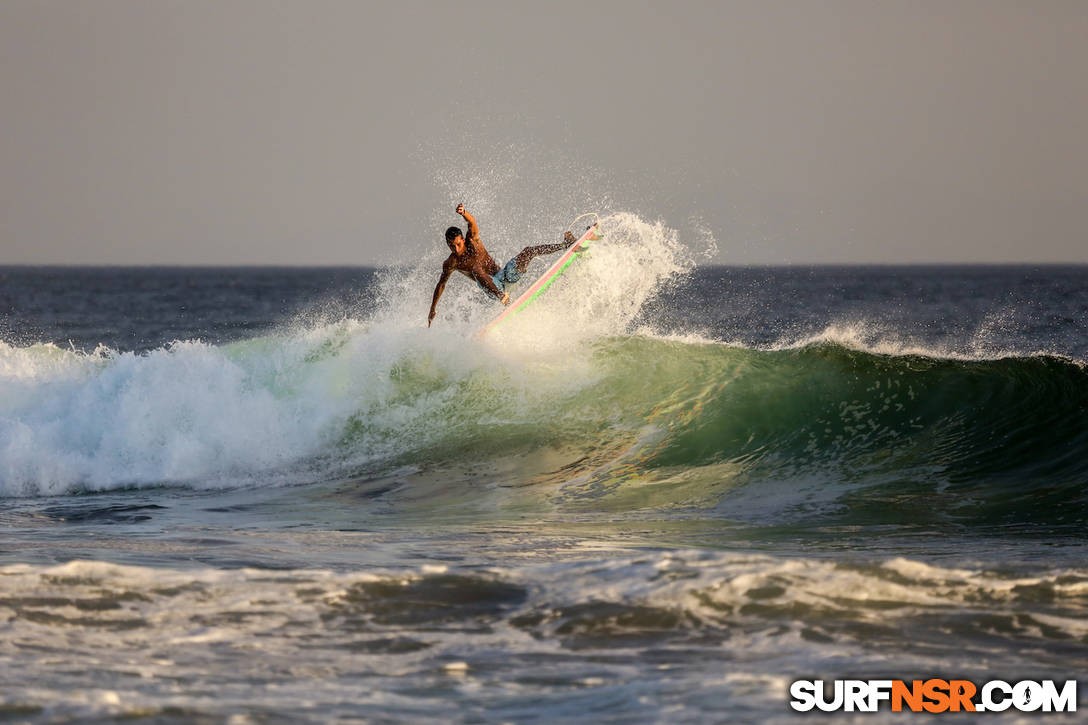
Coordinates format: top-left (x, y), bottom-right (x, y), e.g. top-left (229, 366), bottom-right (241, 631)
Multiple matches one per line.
top-left (1, 213), bottom-right (1085, 535)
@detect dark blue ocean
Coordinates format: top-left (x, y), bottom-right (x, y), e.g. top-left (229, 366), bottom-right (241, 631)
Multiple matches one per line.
top-left (1, 222), bottom-right (1086, 722)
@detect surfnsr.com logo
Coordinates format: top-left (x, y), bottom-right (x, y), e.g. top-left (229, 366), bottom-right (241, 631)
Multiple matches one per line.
top-left (789, 679), bottom-right (1077, 713)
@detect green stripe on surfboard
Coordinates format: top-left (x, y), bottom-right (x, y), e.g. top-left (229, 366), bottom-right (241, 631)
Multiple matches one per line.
top-left (484, 226), bottom-right (600, 333)
top-left (512, 239), bottom-right (592, 313)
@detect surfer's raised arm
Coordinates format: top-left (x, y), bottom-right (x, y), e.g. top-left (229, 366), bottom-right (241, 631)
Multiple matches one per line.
top-left (457, 204), bottom-right (481, 246)
top-left (428, 258), bottom-right (455, 327)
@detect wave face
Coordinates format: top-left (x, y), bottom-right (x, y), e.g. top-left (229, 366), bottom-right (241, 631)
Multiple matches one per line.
top-left (598, 340), bottom-right (1088, 529)
top-left (1, 214), bottom-right (1086, 535)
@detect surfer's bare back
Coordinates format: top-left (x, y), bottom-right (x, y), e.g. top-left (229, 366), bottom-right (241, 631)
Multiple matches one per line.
top-left (427, 204), bottom-right (576, 327)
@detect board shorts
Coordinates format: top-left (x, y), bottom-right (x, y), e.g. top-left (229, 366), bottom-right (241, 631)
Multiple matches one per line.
top-left (477, 257), bottom-right (522, 297)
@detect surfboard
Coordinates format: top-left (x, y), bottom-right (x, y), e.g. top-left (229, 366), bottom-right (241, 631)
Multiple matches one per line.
top-left (480, 220), bottom-right (602, 335)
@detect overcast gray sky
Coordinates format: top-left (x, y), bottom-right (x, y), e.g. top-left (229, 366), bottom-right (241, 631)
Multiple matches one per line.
top-left (1, 0), bottom-right (1086, 265)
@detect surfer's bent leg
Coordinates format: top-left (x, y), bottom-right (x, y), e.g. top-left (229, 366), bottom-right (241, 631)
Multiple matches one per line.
top-left (513, 234), bottom-right (577, 274)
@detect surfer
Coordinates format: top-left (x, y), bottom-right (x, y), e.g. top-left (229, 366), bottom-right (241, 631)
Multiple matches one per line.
top-left (427, 204), bottom-right (577, 327)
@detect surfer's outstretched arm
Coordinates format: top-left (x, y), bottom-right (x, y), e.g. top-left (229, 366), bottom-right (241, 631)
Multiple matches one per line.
top-left (428, 259), bottom-right (455, 327)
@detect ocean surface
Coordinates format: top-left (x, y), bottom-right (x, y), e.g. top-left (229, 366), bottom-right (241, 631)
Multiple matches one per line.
top-left (1, 215), bottom-right (1086, 722)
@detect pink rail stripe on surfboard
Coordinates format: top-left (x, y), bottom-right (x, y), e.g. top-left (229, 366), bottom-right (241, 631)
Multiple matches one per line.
top-left (480, 224), bottom-right (599, 335)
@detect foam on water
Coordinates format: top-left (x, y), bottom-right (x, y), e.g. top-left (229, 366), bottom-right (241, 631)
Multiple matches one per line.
top-left (762, 321), bottom-right (1066, 362)
top-left (2, 553), bottom-right (1085, 722)
top-left (0, 335), bottom-right (351, 495)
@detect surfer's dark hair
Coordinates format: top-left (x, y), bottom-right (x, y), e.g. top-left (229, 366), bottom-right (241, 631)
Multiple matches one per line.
top-left (445, 226), bottom-right (463, 243)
